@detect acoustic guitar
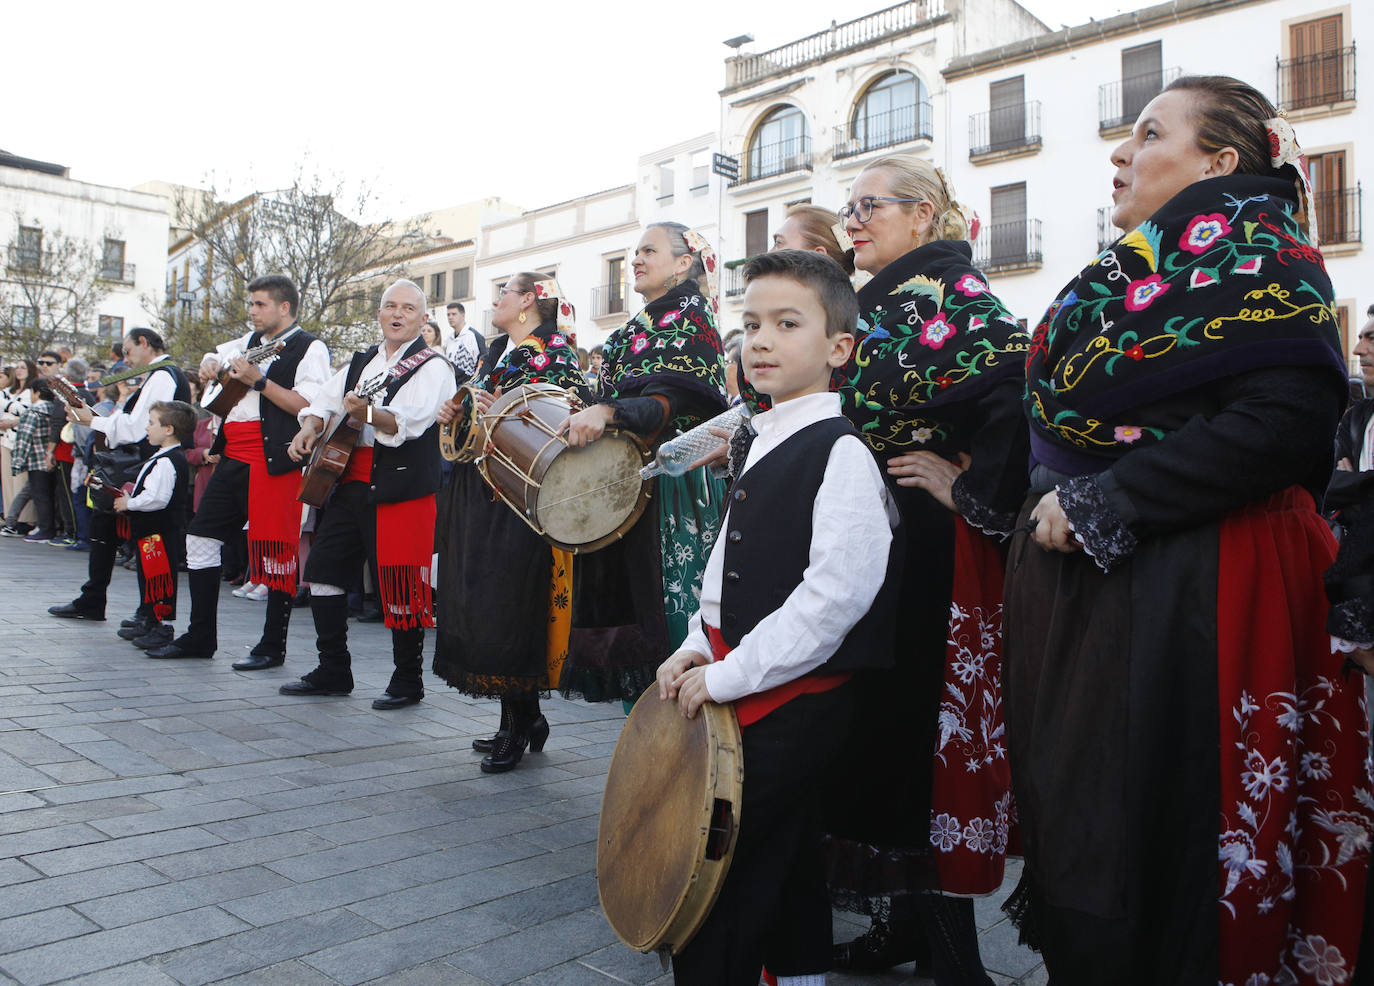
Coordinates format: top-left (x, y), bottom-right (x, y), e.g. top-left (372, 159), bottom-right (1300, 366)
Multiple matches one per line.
top-left (296, 372), bottom-right (389, 508)
top-left (201, 338), bottom-right (286, 417)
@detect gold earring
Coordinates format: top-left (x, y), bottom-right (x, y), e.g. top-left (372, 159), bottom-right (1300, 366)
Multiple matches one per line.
top-left (518, 311), bottom-right (527, 324)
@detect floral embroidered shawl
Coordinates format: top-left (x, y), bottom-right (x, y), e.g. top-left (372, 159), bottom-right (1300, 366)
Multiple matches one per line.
top-left (843, 240), bottom-right (1028, 454)
top-left (479, 319), bottom-right (587, 396)
top-left (1025, 174), bottom-right (1345, 471)
top-left (598, 279), bottom-right (728, 429)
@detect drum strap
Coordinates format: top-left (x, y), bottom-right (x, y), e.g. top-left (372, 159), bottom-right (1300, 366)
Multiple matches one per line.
top-left (704, 624), bottom-right (848, 728)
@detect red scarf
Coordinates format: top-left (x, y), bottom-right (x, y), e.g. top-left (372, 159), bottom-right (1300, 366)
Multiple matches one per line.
top-left (138, 534), bottom-right (174, 620)
top-left (223, 421), bottom-right (300, 593)
top-left (376, 493), bottom-right (436, 629)
top-left (705, 624), bottom-right (848, 727)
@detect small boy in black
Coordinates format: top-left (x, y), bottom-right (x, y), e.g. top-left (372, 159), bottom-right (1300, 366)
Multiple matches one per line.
top-left (114, 401), bottom-right (193, 652)
top-left (657, 251), bottom-right (901, 986)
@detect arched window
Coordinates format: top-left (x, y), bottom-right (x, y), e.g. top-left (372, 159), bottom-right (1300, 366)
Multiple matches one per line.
top-left (745, 105), bottom-right (811, 183)
top-left (842, 71), bottom-right (931, 157)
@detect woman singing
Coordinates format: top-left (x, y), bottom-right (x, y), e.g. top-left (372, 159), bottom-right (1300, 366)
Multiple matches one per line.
top-left (560, 222), bottom-right (729, 707)
top-left (1005, 75), bottom-right (1371, 984)
top-left (432, 272), bottom-right (587, 772)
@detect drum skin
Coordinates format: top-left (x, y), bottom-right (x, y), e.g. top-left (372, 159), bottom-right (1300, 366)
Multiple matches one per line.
top-left (597, 689), bottom-right (744, 955)
top-left (478, 384), bottom-right (651, 553)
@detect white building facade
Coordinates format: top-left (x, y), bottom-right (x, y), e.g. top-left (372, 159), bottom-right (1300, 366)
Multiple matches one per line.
top-left (0, 154), bottom-right (169, 355)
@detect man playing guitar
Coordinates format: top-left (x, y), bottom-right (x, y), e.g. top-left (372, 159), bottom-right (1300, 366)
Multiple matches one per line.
top-left (147, 275), bottom-right (331, 664)
top-left (279, 279), bottom-right (454, 708)
top-left (49, 328), bottom-right (190, 625)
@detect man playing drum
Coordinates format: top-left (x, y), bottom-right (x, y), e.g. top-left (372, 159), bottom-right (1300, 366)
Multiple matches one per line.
top-left (278, 279), bottom-right (455, 708)
top-left (655, 250), bottom-right (901, 986)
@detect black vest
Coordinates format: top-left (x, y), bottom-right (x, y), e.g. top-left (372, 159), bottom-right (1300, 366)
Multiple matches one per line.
top-left (127, 446), bottom-right (190, 548)
top-left (122, 360), bottom-right (192, 458)
top-left (718, 416), bottom-right (902, 675)
top-left (250, 325), bottom-right (321, 475)
top-left (342, 336), bottom-right (443, 504)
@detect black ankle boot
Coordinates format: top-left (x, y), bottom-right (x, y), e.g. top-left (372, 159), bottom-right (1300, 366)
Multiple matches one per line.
top-left (481, 696), bottom-right (530, 773)
top-left (915, 893), bottom-right (994, 986)
top-left (522, 696), bottom-right (549, 753)
top-left (235, 588), bottom-right (293, 669)
top-left (833, 896), bottom-right (931, 974)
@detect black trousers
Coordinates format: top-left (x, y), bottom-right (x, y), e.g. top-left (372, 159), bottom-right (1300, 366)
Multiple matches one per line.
top-left (75, 510), bottom-right (138, 617)
top-left (673, 683), bottom-right (856, 986)
top-left (53, 459), bottom-right (76, 537)
top-left (187, 457), bottom-right (250, 542)
top-left (26, 469), bottom-right (55, 534)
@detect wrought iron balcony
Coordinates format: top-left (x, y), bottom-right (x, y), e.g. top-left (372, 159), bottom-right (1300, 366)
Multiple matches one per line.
top-left (973, 220), bottom-right (1043, 273)
top-left (1097, 207), bottom-right (1122, 252)
top-left (834, 102), bottom-right (933, 160)
top-left (591, 282), bottom-right (628, 319)
top-left (1098, 67), bottom-right (1181, 133)
top-left (730, 136), bottom-right (813, 188)
top-left (723, 265), bottom-right (748, 299)
top-left (1277, 44), bottom-right (1357, 110)
top-left (1315, 184), bottom-right (1362, 245)
top-left (98, 261), bottom-right (136, 284)
top-left (724, 0), bottom-right (946, 90)
top-left (969, 101), bottom-right (1042, 158)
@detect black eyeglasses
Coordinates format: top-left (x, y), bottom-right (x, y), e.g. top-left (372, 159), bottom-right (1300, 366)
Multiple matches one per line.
top-left (36, 359), bottom-right (57, 367)
top-left (837, 195), bottom-right (925, 225)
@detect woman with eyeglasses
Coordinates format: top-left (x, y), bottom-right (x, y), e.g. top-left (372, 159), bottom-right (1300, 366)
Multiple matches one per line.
top-left (818, 155), bottom-right (1030, 986)
top-left (558, 222), bottom-right (729, 710)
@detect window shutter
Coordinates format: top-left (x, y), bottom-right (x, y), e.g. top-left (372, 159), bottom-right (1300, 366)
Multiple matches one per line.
top-left (989, 77), bottom-right (1025, 149)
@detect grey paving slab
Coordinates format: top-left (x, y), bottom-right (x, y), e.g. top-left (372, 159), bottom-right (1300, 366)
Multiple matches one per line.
top-left (20, 824), bottom-right (225, 877)
top-left (300, 909), bottom-right (516, 986)
top-left (72, 864), bottom-right (293, 929)
top-left (0, 862), bottom-right (168, 920)
top-left (0, 906), bottom-right (100, 952)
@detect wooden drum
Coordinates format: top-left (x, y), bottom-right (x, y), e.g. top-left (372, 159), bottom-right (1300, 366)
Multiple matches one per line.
top-left (598, 689), bottom-right (744, 956)
top-left (477, 383), bottom-right (651, 554)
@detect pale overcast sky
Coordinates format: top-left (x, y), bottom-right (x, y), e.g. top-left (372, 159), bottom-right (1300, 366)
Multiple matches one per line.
top-left (12, 0), bottom-right (1108, 221)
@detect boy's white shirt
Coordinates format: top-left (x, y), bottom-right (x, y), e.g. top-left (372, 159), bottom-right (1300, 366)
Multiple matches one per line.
top-left (124, 443), bottom-right (182, 513)
top-left (681, 390), bottom-right (898, 704)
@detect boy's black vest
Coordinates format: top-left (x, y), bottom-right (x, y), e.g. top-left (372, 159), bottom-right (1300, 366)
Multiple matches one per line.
top-left (122, 360), bottom-right (192, 458)
top-left (127, 446), bottom-right (190, 554)
top-left (342, 335), bottom-right (443, 504)
top-left (718, 416), bottom-right (901, 675)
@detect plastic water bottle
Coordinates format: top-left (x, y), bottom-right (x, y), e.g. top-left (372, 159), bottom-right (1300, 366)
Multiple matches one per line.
top-left (640, 403), bottom-right (753, 479)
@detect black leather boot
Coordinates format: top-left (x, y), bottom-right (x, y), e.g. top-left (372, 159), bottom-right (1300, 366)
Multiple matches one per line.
top-left (473, 695), bottom-right (549, 753)
top-left (481, 694), bottom-right (545, 773)
top-left (833, 895), bottom-right (932, 974)
top-left (280, 594), bottom-right (353, 695)
top-left (373, 627), bottom-right (424, 709)
top-left (147, 567), bottom-right (220, 659)
top-left (235, 588), bottom-right (293, 669)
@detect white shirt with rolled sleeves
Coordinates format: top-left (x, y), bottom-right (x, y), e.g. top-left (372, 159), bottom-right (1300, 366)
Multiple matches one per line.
top-left (299, 339), bottom-right (457, 449)
top-left (680, 390), bottom-right (899, 704)
top-left (124, 445), bottom-right (181, 512)
top-left (205, 326), bottom-right (331, 424)
top-left (88, 354), bottom-right (178, 449)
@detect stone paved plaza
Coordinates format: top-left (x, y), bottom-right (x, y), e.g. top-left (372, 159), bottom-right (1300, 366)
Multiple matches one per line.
top-left (0, 539), bottom-right (1044, 985)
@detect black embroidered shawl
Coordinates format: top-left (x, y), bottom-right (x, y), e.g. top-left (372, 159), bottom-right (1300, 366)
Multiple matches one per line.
top-left (478, 319), bottom-right (588, 396)
top-left (1026, 174), bottom-right (1345, 474)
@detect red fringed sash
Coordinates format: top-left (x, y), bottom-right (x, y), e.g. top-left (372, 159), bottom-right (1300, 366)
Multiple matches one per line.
top-left (1216, 486), bottom-right (1372, 985)
top-left (224, 421), bottom-right (300, 593)
top-left (705, 624), bottom-right (848, 728)
top-left (376, 494), bottom-right (436, 630)
top-left (138, 534), bottom-right (174, 615)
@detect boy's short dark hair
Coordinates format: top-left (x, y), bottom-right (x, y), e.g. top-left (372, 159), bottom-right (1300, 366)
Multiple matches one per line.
top-left (446, 301), bottom-right (465, 314)
top-left (742, 250), bottom-right (858, 338)
top-left (150, 400), bottom-right (196, 446)
top-left (247, 275), bottom-right (300, 317)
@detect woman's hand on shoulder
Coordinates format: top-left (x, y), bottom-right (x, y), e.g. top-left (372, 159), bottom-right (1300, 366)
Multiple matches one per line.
top-left (1029, 489), bottom-right (1082, 553)
top-left (886, 450), bottom-right (970, 511)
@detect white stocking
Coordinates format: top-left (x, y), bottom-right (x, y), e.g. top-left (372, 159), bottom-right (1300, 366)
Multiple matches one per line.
top-left (185, 534), bottom-right (222, 571)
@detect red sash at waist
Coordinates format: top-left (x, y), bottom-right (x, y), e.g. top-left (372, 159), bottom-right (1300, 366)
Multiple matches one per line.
top-left (222, 421), bottom-right (264, 466)
top-left (705, 623), bottom-right (849, 728)
top-left (341, 445), bottom-right (372, 486)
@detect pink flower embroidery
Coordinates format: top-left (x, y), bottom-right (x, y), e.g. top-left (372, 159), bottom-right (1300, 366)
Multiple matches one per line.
top-left (1124, 275), bottom-right (1169, 311)
top-left (550, 334), bottom-right (566, 347)
top-left (1113, 425), bottom-right (1143, 443)
top-left (659, 310), bottom-right (681, 327)
top-left (529, 353), bottom-right (550, 370)
top-left (919, 316), bottom-right (957, 350)
top-left (1180, 213), bottom-right (1232, 254)
top-left (954, 274), bottom-right (987, 297)
top-left (630, 333), bottom-right (649, 354)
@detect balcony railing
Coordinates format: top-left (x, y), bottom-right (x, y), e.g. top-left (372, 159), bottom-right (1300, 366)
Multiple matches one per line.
top-left (973, 220), bottom-right (1043, 273)
top-left (731, 135), bottom-right (813, 187)
top-left (1097, 207), bottom-right (1123, 252)
top-left (834, 102), bottom-right (933, 160)
top-left (1277, 45), bottom-right (1357, 110)
top-left (98, 261), bottom-right (135, 284)
top-left (969, 101), bottom-right (1042, 157)
top-left (591, 282), bottom-right (628, 319)
top-left (1315, 184), bottom-right (1363, 245)
top-left (1098, 67), bottom-right (1181, 133)
top-left (723, 265), bottom-right (748, 298)
top-left (6, 246), bottom-right (41, 272)
top-left (725, 0), bottom-right (946, 90)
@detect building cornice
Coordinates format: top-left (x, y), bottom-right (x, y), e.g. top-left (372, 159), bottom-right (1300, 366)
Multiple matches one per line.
top-left (478, 219), bottom-right (642, 268)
